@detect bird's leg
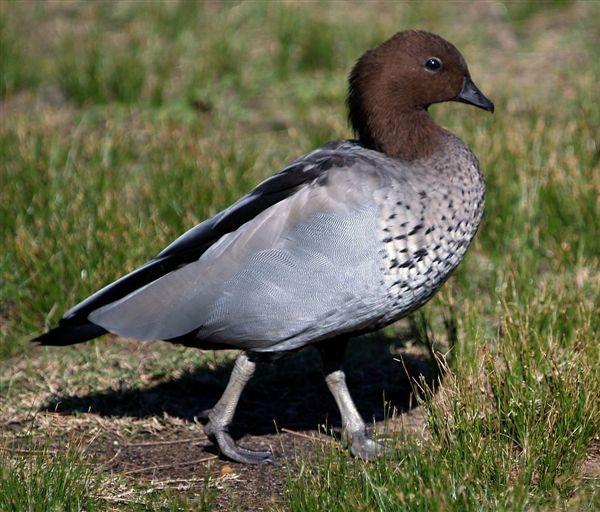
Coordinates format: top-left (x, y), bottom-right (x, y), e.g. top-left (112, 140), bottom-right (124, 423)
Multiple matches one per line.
top-left (318, 339), bottom-right (383, 460)
top-left (202, 352), bottom-right (272, 464)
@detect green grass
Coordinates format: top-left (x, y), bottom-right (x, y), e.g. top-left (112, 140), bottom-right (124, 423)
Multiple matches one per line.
top-left (0, 448), bottom-right (102, 511)
top-left (283, 297), bottom-right (599, 511)
top-left (0, 443), bottom-right (216, 511)
top-left (1, 0), bottom-right (599, 510)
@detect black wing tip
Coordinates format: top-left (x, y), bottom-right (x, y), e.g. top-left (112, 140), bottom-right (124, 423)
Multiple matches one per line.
top-left (31, 322), bottom-right (108, 346)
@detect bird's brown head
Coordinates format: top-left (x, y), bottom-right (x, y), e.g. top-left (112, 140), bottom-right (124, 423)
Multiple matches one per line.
top-left (348, 30), bottom-right (494, 160)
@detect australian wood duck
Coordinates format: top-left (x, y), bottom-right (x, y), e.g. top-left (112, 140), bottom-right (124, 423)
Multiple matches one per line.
top-left (34, 30), bottom-right (494, 464)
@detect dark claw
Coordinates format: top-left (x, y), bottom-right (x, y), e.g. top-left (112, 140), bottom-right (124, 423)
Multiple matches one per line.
top-left (197, 409), bottom-right (211, 421)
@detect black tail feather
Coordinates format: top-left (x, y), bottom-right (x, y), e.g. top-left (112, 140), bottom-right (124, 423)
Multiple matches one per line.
top-left (32, 321), bottom-right (108, 346)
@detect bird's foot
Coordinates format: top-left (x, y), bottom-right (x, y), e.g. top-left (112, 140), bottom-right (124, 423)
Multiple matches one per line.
top-left (203, 420), bottom-right (272, 465)
top-left (349, 430), bottom-right (386, 460)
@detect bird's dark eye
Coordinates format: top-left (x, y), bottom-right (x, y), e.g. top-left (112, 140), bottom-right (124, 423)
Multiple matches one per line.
top-left (424, 57), bottom-right (443, 72)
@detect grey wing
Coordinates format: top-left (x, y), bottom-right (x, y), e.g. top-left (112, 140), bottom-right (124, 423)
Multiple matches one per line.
top-left (62, 149), bottom-right (337, 323)
top-left (89, 164), bottom-right (388, 351)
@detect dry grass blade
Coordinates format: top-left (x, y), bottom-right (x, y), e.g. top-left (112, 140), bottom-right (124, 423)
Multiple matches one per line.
top-left (126, 437), bottom-right (203, 447)
top-left (0, 447), bottom-right (58, 455)
top-left (150, 477), bottom-right (210, 485)
top-left (102, 447), bottom-right (122, 468)
top-left (281, 428), bottom-right (335, 444)
top-left (121, 455), bottom-right (218, 476)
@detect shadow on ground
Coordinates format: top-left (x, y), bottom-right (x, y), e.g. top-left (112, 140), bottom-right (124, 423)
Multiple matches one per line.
top-left (36, 331), bottom-right (445, 510)
top-left (41, 332), bottom-right (442, 440)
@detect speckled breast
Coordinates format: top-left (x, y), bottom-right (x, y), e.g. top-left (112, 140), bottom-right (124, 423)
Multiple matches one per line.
top-left (373, 154), bottom-right (485, 327)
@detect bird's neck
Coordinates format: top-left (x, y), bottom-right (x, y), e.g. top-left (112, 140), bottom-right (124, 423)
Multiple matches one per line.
top-left (368, 107), bottom-right (445, 161)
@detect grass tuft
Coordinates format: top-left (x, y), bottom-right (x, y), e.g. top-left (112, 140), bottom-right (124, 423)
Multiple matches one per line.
top-left (283, 296), bottom-right (599, 511)
top-left (0, 447), bottom-right (101, 512)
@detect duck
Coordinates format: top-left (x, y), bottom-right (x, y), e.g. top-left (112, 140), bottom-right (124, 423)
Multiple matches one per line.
top-left (33, 30), bottom-right (494, 464)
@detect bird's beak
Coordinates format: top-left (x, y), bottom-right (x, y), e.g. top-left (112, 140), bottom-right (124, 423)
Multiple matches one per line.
top-left (454, 76), bottom-right (494, 113)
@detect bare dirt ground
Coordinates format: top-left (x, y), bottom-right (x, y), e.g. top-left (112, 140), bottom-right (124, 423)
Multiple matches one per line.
top-left (1, 331), bottom-right (434, 510)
